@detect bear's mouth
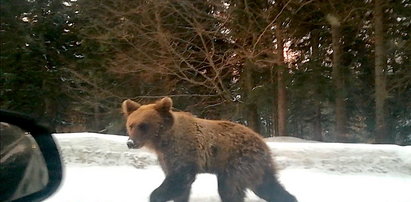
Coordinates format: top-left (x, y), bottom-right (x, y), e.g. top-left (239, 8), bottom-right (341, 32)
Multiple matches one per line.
top-left (126, 138), bottom-right (143, 149)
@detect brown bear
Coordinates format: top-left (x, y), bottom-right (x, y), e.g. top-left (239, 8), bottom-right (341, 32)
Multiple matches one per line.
top-left (122, 97), bottom-right (297, 202)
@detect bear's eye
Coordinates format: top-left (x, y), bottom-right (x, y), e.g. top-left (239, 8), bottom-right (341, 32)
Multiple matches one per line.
top-left (138, 123), bottom-right (149, 132)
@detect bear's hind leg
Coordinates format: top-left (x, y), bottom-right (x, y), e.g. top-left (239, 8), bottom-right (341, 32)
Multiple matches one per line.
top-left (217, 174), bottom-right (246, 202)
top-left (251, 169), bottom-right (297, 202)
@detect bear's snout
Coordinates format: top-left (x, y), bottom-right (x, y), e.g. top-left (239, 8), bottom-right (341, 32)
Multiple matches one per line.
top-left (127, 138), bottom-right (137, 149)
top-left (127, 138), bottom-right (144, 149)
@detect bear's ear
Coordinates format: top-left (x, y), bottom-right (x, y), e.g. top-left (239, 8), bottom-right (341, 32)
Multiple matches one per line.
top-left (154, 97), bottom-right (172, 112)
top-left (122, 99), bottom-right (141, 116)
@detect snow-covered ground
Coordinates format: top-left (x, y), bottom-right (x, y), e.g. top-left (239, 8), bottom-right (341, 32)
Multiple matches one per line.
top-left (45, 133), bottom-right (411, 202)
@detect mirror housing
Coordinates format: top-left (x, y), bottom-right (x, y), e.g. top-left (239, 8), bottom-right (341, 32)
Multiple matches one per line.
top-left (0, 110), bottom-right (63, 202)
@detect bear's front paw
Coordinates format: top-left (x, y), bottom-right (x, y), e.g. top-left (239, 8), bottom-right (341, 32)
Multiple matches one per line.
top-left (149, 189), bottom-right (165, 202)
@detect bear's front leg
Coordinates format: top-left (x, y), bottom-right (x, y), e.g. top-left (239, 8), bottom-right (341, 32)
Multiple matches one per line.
top-left (150, 164), bottom-right (197, 202)
top-left (172, 188), bottom-right (191, 202)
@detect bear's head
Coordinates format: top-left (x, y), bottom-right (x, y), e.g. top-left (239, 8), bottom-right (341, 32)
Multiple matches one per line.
top-left (121, 97), bottom-right (173, 149)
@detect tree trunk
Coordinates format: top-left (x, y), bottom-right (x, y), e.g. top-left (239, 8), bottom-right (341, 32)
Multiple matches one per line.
top-left (271, 66), bottom-right (278, 137)
top-left (311, 30), bottom-right (323, 141)
top-left (246, 103), bottom-right (260, 134)
top-left (374, 0), bottom-right (388, 143)
top-left (93, 101), bottom-right (100, 132)
top-left (42, 80), bottom-right (57, 128)
top-left (276, 24), bottom-right (287, 137)
top-left (313, 105), bottom-right (322, 141)
top-left (329, 15), bottom-right (348, 142)
top-left (243, 61), bottom-right (261, 134)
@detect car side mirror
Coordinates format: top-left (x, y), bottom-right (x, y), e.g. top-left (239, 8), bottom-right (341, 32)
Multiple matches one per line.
top-left (0, 110), bottom-right (62, 202)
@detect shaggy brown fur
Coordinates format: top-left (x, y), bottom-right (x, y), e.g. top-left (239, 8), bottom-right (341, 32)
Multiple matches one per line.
top-left (122, 97), bottom-right (297, 202)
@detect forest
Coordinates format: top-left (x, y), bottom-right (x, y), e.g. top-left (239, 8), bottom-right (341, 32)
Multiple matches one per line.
top-left (1, 0), bottom-right (410, 144)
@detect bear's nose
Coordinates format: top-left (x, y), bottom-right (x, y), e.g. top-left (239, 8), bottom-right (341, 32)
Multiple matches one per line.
top-left (127, 138), bottom-right (135, 149)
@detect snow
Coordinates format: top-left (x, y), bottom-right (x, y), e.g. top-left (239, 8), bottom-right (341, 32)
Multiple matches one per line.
top-left (45, 133), bottom-right (411, 202)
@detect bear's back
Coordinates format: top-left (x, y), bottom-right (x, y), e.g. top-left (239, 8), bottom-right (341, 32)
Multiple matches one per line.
top-left (170, 112), bottom-right (272, 173)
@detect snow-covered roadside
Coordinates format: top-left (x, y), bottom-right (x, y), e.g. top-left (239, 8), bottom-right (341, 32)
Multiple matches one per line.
top-left (45, 133), bottom-right (411, 202)
top-left (53, 133), bottom-right (157, 168)
top-left (54, 132), bottom-right (411, 175)
top-left (267, 141), bottom-right (411, 175)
